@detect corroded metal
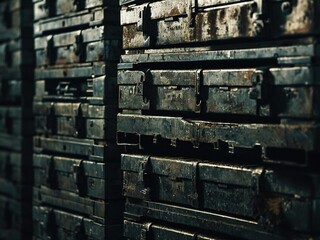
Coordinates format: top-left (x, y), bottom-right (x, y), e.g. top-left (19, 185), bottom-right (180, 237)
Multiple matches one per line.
top-left (121, 0), bottom-right (320, 49)
top-left (125, 199), bottom-right (319, 240)
top-left (117, 113), bottom-right (320, 161)
top-left (34, 102), bottom-right (116, 140)
top-left (122, 153), bottom-right (320, 233)
top-left (124, 220), bottom-right (230, 240)
top-left (118, 67), bottom-right (320, 118)
top-left (33, 0), bottom-right (118, 21)
top-left (33, 206), bottom-right (123, 240)
top-left (34, 6), bottom-right (119, 36)
top-left (33, 153), bottom-right (121, 199)
top-left (34, 26), bottom-right (120, 66)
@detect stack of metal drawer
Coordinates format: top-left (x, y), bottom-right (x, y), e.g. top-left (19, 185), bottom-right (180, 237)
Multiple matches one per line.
top-left (0, 0), bottom-right (34, 239)
top-left (32, 1), bottom-right (123, 239)
top-left (118, 1), bottom-right (320, 239)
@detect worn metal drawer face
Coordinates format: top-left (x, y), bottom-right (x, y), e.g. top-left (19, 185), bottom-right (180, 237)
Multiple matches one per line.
top-left (33, 0), bottom-right (118, 21)
top-left (121, 0), bottom-right (320, 49)
top-left (33, 0), bottom-right (103, 21)
top-left (118, 67), bottom-right (320, 119)
top-left (0, 0), bottom-right (33, 41)
top-left (35, 26), bottom-right (120, 67)
top-left (0, 41), bottom-right (33, 68)
top-left (34, 7), bottom-right (119, 36)
top-left (34, 70), bottom-right (117, 104)
top-left (117, 114), bottom-right (320, 165)
top-left (35, 62), bottom-right (106, 79)
top-left (0, 107), bottom-right (33, 135)
top-left (34, 102), bottom-right (116, 140)
top-left (122, 153), bottom-right (320, 230)
top-left (33, 187), bottom-right (123, 224)
top-left (0, 134), bottom-right (31, 152)
top-left (125, 199), bottom-right (320, 240)
top-left (33, 154), bottom-right (121, 200)
top-left (0, 80), bottom-right (23, 104)
top-left (33, 206), bottom-right (122, 240)
top-left (35, 115), bottom-right (115, 139)
top-left (204, 68), bottom-right (320, 118)
top-left (33, 207), bottom-right (105, 239)
top-left (0, 177), bottom-right (32, 200)
top-left (0, 151), bottom-right (32, 183)
top-left (0, 195), bottom-right (31, 233)
top-left (124, 220), bottom-right (226, 240)
top-left (121, 43), bottom-right (318, 63)
top-left (118, 70), bottom-right (200, 112)
top-left (33, 135), bottom-right (119, 161)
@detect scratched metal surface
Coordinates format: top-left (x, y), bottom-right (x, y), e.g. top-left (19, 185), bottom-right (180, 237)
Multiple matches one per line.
top-left (121, 0), bottom-right (319, 49)
top-left (122, 153), bottom-right (320, 234)
top-left (33, 206), bottom-right (123, 240)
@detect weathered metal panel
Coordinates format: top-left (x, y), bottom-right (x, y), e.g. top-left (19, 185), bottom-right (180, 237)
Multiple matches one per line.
top-left (0, 0), bottom-right (33, 41)
top-left (118, 67), bottom-right (320, 118)
top-left (33, 153), bottom-right (122, 199)
top-left (121, 0), bottom-right (320, 49)
top-left (35, 62), bottom-right (106, 79)
top-left (33, 135), bottom-right (120, 161)
top-left (0, 64), bottom-right (34, 81)
top-left (0, 134), bottom-right (32, 152)
top-left (0, 79), bottom-right (22, 104)
top-left (0, 150), bottom-right (33, 184)
top-left (0, 195), bottom-right (32, 235)
top-left (34, 6), bottom-right (119, 36)
top-left (34, 26), bottom-right (120, 67)
top-left (33, 187), bottom-right (123, 224)
top-left (33, 206), bottom-right (123, 240)
top-left (0, 40), bottom-right (33, 68)
top-left (34, 72), bottom-right (117, 105)
top-left (125, 199), bottom-right (320, 240)
top-left (122, 153), bottom-right (320, 231)
top-left (0, 177), bottom-right (32, 200)
top-left (124, 220), bottom-right (229, 240)
top-left (120, 42), bottom-right (317, 63)
top-left (33, 0), bottom-right (118, 21)
top-left (117, 113), bottom-right (320, 166)
top-left (0, 106), bottom-right (33, 135)
top-left (34, 102), bottom-right (116, 140)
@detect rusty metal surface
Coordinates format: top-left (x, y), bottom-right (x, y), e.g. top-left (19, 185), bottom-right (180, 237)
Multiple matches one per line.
top-left (35, 62), bottom-right (106, 78)
top-left (120, 42), bottom-right (318, 63)
top-left (34, 102), bottom-right (116, 140)
top-left (118, 67), bottom-right (320, 119)
top-left (33, 62), bottom-right (117, 106)
top-left (117, 113), bottom-right (320, 158)
top-left (122, 153), bottom-right (320, 233)
top-left (121, 0), bottom-right (320, 49)
top-left (125, 199), bottom-right (320, 240)
top-left (33, 187), bottom-right (123, 224)
top-left (33, 153), bottom-right (121, 200)
top-left (124, 219), bottom-right (230, 240)
top-left (34, 26), bottom-right (120, 67)
top-left (0, 0), bottom-right (33, 41)
top-left (35, 75), bottom-right (117, 106)
top-left (34, 6), bottom-right (119, 36)
top-left (33, 206), bottom-right (123, 240)
top-left (33, 0), bottom-right (118, 22)
top-left (33, 135), bottom-right (120, 161)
